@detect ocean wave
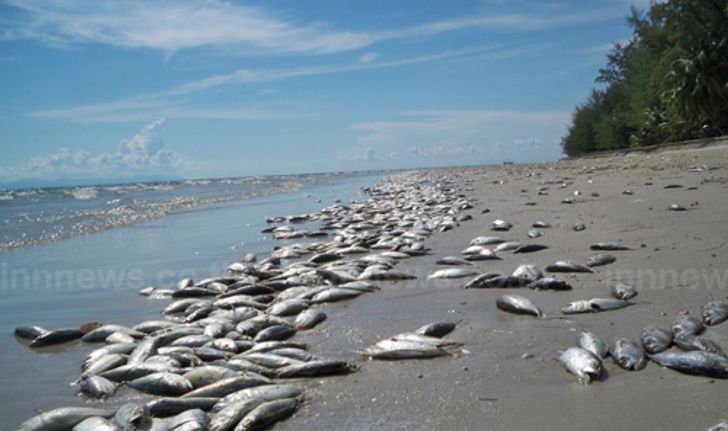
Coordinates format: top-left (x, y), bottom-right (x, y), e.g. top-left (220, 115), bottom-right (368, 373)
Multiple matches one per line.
top-left (69, 187), bottom-right (98, 200)
top-left (0, 194), bottom-right (13, 202)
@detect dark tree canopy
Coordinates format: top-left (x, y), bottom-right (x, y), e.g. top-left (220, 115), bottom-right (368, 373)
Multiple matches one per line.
top-left (561, 0), bottom-right (728, 156)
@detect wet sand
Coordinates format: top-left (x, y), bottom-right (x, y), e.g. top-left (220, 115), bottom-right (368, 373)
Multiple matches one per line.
top-left (278, 144), bottom-right (728, 430)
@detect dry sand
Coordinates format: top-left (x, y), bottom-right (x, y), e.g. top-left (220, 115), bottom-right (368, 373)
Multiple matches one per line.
top-left (278, 143), bottom-right (728, 430)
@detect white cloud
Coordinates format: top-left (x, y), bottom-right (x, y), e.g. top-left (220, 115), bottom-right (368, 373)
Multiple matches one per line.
top-left (1, 0), bottom-right (374, 54)
top-left (346, 110), bottom-right (571, 165)
top-left (29, 45), bottom-right (507, 122)
top-left (1, 0), bottom-right (623, 55)
top-left (0, 119), bottom-right (183, 180)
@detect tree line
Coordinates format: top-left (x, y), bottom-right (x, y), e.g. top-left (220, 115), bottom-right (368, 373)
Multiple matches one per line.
top-left (562, 0), bottom-right (728, 156)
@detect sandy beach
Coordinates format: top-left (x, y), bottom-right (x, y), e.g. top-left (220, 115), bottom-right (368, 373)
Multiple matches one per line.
top-left (9, 143), bottom-right (728, 430)
top-left (274, 143), bottom-right (728, 430)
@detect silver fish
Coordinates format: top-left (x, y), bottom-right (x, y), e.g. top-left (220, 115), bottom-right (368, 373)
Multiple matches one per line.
top-left (435, 256), bottom-right (473, 266)
top-left (528, 277), bottom-right (572, 291)
top-left (128, 372), bottom-right (193, 396)
top-left (17, 407), bottom-right (114, 431)
top-left (590, 242), bottom-right (631, 251)
top-left (235, 398), bottom-right (299, 431)
top-left (293, 309), bottom-right (327, 330)
top-left (427, 268), bottom-right (479, 279)
top-left (578, 332), bottom-right (609, 358)
top-left (562, 298), bottom-right (631, 314)
top-left (496, 294), bottom-right (543, 317)
top-left (586, 254), bottom-right (616, 267)
top-left (611, 283), bottom-right (637, 300)
top-left (559, 347), bottom-right (603, 384)
top-left (78, 375), bottom-right (117, 399)
top-left (415, 321), bottom-right (456, 338)
top-left (672, 315), bottom-right (704, 337)
top-left (545, 260), bottom-right (594, 273)
top-left (702, 302), bottom-right (728, 326)
top-left (640, 327), bottom-right (672, 354)
top-left (610, 338), bottom-right (646, 370)
top-left (512, 264), bottom-right (543, 280)
top-left (651, 351), bottom-right (728, 378)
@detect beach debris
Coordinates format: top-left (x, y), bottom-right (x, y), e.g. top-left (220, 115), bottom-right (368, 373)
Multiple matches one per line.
top-left (545, 260), bottom-right (594, 273)
top-left (611, 283), bottom-right (637, 300)
top-left (586, 254), bottom-right (616, 267)
top-left (610, 338), bottom-right (647, 371)
top-left (640, 327), bottom-right (673, 354)
top-left (578, 332), bottom-right (609, 359)
top-left (496, 294), bottom-right (543, 317)
top-left (560, 347), bottom-right (603, 384)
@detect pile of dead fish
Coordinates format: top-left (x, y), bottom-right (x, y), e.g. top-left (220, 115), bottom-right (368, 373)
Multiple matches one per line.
top-left (561, 303), bottom-right (728, 384)
top-left (13, 171), bottom-right (474, 431)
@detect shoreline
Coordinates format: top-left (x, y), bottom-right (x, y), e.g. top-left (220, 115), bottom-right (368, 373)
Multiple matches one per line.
top-left (10, 143), bottom-right (728, 430)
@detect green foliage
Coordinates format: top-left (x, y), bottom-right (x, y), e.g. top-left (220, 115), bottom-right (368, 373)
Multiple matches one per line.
top-left (562, 0), bottom-right (728, 156)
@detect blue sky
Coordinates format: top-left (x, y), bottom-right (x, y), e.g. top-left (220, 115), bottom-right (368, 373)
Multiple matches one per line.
top-left (0, 0), bottom-right (645, 182)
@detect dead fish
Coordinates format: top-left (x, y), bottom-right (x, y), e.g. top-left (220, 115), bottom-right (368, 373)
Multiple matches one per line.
top-left (573, 223), bottom-right (586, 231)
top-left (527, 229), bottom-right (542, 238)
top-left (435, 256), bottom-right (473, 266)
top-left (494, 241), bottom-right (521, 253)
top-left (610, 338), bottom-right (647, 371)
top-left (363, 338), bottom-right (450, 360)
top-left (640, 327), bottom-right (672, 354)
top-left (491, 219), bottom-right (512, 231)
top-left (182, 374), bottom-right (271, 399)
top-left (528, 277), bottom-right (572, 291)
top-left (674, 333), bottom-right (727, 357)
top-left (561, 197), bottom-right (575, 204)
top-left (146, 397), bottom-right (219, 418)
top-left (236, 398), bottom-right (299, 431)
top-left (428, 268), bottom-right (479, 279)
top-left (590, 242), bottom-right (631, 251)
top-left (513, 264), bottom-right (543, 280)
top-left (513, 244), bottom-right (549, 253)
top-left (114, 403), bottom-right (150, 430)
top-left (707, 420), bottom-right (728, 431)
top-left (672, 315), bottom-right (704, 337)
top-left (532, 221), bottom-right (551, 228)
top-left (562, 298), bottom-right (631, 314)
top-left (466, 275), bottom-right (531, 289)
top-left (29, 328), bottom-right (84, 348)
top-left (17, 407), bottom-right (114, 431)
top-left (702, 302), bottom-right (728, 326)
top-left (253, 325), bottom-right (295, 342)
top-left (586, 254), bottom-right (616, 267)
top-left (14, 325), bottom-right (48, 341)
top-left (127, 372), bottom-right (193, 396)
top-left (578, 332), bottom-right (609, 358)
top-left (78, 375), bottom-right (117, 399)
top-left (310, 288), bottom-right (362, 303)
top-left (464, 249), bottom-right (501, 261)
top-left (268, 299), bottom-right (308, 317)
top-left (72, 417), bottom-right (117, 431)
top-left (496, 294), bottom-right (543, 317)
top-left (668, 204), bottom-right (687, 211)
top-left (183, 366), bottom-right (238, 389)
top-left (559, 347), bottom-right (603, 384)
top-left (469, 236), bottom-right (505, 246)
top-left (611, 283), bottom-right (637, 300)
top-left (545, 260), bottom-right (594, 273)
top-left (276, 360), bottom-right (354, 378)
top-left (651, 351), bottom-right (728, 378)
top-left (415, 321), bottom-right (456, 338)
top-left (294, 309), bottom-right (327, 330)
